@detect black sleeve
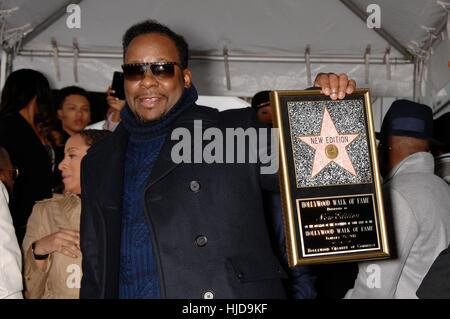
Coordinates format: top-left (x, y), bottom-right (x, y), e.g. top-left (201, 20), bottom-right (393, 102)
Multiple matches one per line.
top-left (79, 156), bottom-right (102, 299)
top-left (416, 245), bottom-right (450, 299)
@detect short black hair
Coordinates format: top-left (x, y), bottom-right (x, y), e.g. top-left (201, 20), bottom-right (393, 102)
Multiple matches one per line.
top-left (251, 91), bottom-right (271, 110)
top-left (79, 129), bottom-right (111, 147)
top-left (122, 19), bottom-right (189, 69)
top-left (57, 86), bottom-right (90, 110)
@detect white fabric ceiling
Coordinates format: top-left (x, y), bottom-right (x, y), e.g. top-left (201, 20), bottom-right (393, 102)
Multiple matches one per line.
top-left (2, 0), bottom-right (449, 105)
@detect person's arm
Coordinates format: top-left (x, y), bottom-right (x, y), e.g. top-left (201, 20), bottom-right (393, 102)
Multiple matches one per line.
top-left (103, 109), bottom-right (121, 131)
top-left (285, 257), bottom-right (317, 299)
top-left (22, 203), bottom-right (52, 299)
top-left (281, 234), bottom-right (317, 298)
top-left (22, 202), bottom-right (80, 299)
top-left (103, 86), bottom-right (125, 131)
top-left (0, 183), bottom-right (23, 299)
top-left (79, 156), bottom-right (102, 299)
top-left (345, 188), bottom-right (418, 298)
top-left (266, 192), bottom-right (317, 298)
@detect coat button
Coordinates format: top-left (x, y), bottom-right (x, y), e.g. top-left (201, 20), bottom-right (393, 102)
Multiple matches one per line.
top-left (189, 180), bottom-right (201, 193)
top-left (237, 272), bottom-right (244, 279)
top-left (195, 235), bottom-right (208, 247)
top-left (203, 291), bottom-right (214, 299)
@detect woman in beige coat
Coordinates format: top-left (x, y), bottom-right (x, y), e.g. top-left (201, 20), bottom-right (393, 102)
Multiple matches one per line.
top-left (22, 130), bottom-right (110, 298)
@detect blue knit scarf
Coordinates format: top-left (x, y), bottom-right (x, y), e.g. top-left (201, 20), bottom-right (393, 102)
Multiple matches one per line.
top-left (119, 86), bottom-right (197, 299)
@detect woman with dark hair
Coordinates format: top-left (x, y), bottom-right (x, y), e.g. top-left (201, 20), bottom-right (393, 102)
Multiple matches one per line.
top-left (22, 129), bottom-right (110, 299)
top-left (0, 69), bottom-right (58, 244)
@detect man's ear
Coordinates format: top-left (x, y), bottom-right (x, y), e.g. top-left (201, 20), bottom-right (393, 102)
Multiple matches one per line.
top-left (0, 172), bottom-right (11, 194)
top-left (183, 68), bottom-right (192, 88)
top-left (57, 109), bottom-right (63, 120)
top-left (0, 171), bottom-right (6, 183)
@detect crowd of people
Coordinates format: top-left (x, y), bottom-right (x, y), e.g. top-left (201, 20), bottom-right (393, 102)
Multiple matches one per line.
top-left (0, 19), bottom-right (449, 299)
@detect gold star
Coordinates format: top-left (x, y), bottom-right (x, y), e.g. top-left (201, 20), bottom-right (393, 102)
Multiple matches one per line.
top-left (298, 107), bottom-right (359, 178)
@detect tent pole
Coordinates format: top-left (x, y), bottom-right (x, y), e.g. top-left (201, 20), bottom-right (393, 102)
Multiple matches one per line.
top-left (339, 0), bottom-right (413, 61)
top-left (413, 57), bottom-right (417, 101)
top-left (223, 46), bottom-right (231, 91)
top-left (413, 56), bottom-right (424, 103)
top-left (0, 48), bottom-right (14, 92)
top-left (17, 49), bottom-right (413, 65)
top-left (0, 49), bottom-right (7, 91)
top-left (305, 46), bottom-right (312, 86)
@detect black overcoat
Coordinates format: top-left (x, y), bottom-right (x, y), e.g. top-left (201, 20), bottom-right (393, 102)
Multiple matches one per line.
top-left (79, 104), bottom-right (287, 299)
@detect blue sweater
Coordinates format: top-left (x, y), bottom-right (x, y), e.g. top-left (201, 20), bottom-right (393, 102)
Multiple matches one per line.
top-left (119, 87), bottom-right (197, 298)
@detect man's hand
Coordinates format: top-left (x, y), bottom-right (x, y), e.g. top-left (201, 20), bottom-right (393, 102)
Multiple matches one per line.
top-left (314, 73), bottom-right (356, 100)
top-left (106, 86), bottom-right (126, 112)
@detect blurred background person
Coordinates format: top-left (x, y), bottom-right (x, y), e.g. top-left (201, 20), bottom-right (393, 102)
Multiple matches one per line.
top-left (0, 147), bottom-right (17, 195)
top-left (251, 90), bottom-right (316, 298)
top-left (0, 147), bottom-right (23, 299)
top-left (56, 86), bottom-right (91, 139)
top-left (346, 100), bottom-right (450, 298)
top-left (22, 129), bottom-right (110, 299)
top-left (251, 91), bottom-right (273, 126)
top-left (84, 86), bottom-right (125, 131)
top-left (53, 86), bottom-right (92, 192)
top-left (415, 112), bottom-right (450, 299)
top-left (0, 69), bottom-right (57, 244)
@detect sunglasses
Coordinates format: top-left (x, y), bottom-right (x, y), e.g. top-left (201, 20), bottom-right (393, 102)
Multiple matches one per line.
top-left (121, 62), bottom-right (179, 80)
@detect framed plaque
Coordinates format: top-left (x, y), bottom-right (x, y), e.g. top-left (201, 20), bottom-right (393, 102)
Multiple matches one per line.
top-left (270, 89), bottom-right (390, 266)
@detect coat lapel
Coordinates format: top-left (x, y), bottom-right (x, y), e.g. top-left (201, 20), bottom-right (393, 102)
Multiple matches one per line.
top-left (146, 105), bottom-right (218, 189)
top-left (94, 125), bottom-right (128, 214)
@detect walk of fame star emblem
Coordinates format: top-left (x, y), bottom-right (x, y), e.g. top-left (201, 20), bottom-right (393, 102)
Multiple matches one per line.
top-left (298, 107), bottom-right (359, 178)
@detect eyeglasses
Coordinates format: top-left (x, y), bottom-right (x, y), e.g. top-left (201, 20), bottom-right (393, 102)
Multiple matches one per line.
top-left (121, 62), bottom-right (179, 81)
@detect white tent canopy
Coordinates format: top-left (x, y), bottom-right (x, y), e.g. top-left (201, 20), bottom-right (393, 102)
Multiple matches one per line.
top-left (1, 0), bottom-right (449, 114)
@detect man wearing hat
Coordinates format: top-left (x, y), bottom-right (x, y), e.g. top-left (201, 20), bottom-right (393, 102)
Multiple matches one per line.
top-left (345, 100), bottom-right (450, 299)
top-left (251, 91), bottom-right (273, 126)
top-left (416, 112), bottom-right (450, 299)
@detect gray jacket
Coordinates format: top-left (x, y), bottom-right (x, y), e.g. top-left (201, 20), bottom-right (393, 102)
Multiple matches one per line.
top-left (346, 152), bottom-right (450, 299)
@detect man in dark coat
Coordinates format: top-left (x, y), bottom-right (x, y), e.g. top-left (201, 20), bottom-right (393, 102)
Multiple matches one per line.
top-left (79, 19), bottom-right (356, 299)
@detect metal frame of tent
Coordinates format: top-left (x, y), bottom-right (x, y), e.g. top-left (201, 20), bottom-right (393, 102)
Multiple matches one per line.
top-left (1, 0), bottom-right (448, 113)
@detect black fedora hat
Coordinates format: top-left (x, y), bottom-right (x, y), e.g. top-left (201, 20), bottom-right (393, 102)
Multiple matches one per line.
top-left (376, 99), bottom-right (434, 142)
